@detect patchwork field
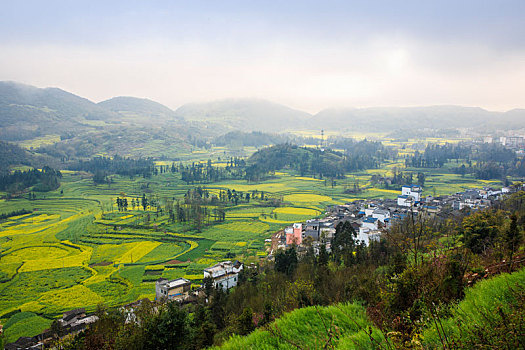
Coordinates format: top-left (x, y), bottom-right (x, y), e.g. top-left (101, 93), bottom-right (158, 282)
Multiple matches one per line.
top-left (0, 136), bottom-right (506, 342)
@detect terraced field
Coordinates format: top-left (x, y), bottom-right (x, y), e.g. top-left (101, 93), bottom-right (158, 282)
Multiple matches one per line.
top-left (0, 169), bottom-right (338, 342)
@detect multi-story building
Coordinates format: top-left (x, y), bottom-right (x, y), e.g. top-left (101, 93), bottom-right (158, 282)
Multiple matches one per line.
top-left (203, 261), bottom-right (243, 290)
top-left (155, 277), bottom-right (191, 301)
top-left (285, 223), bottom-right (303, 245)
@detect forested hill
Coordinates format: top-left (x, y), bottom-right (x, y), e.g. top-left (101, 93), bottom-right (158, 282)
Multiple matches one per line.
top-left (310, 105), bottom-right (525, 132)
top-left (0, 81), bottom-right (118, 140)
top-left (174, 99), bottom-right (311, 132)
top-left (0, 82), bottom-right (200, 159)
top-left (245, 141), bottom-right (390, 181)
top-left (0, 141), bottom-right (59, 174)
top-left (98, 96), bottom-right (183, 124)
top-left (0, 141), bottom-right (32, 173)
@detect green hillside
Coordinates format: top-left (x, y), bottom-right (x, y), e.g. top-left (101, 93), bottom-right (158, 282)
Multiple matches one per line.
top-left (214, 302), bottom-right (385, 350)
top-left (98, 96), bottom-right (183, 125)
top-left (174, 98), bottom-right (311, 132)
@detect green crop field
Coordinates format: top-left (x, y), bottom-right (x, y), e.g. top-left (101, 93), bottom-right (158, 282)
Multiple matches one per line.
top-left (0, 136), bottom-right (506, 342)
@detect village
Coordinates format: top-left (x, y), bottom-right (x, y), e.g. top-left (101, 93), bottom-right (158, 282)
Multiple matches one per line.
top-left (268, 183), bottom-right (517, 257)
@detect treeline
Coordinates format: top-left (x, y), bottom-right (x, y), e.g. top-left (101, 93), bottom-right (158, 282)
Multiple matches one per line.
top-left (64, 191), bottom-right (525, 349)
top-left (408, 143), bottom-right (471, 168)
top-left (370, 168), bottom-right (426, 188)
top-left (245, 141), bottom-right (390, 181)
top-left (409, 142), bottom-right (525, 181)
top-left (0, 166), bottom-right (61, 193)
top-left (69, 156), bottom-right (155, 182)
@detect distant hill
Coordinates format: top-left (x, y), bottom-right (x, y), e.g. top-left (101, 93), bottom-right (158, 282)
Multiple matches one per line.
top-left (98, 96), bottom-right (183, 125)
top-left (174, 99), bottom-right (312, 132)
top-left (2, 80), bottom-right (525, 143)
top-left (0, 141), bottom-right (59, 173)
top-left (0, 82), bottom-right (197, 159)
top-left (0, 81), bottom-right (118, 140)
top-left (309, 105), bottom-right (525, 132)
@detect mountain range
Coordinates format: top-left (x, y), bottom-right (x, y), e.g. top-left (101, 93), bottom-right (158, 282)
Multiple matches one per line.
top-left (1, 81), bottom-right (524, 141)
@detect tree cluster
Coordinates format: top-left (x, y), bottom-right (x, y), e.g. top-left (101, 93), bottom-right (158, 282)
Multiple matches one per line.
top-left (180, 159), bottom-right (245, 184)
top-left (245, 141), bottom-right (390, 181)
top-left (0, 166), bottom-right (61, 194)
top-left (69, 155), bottom-right (155, 179)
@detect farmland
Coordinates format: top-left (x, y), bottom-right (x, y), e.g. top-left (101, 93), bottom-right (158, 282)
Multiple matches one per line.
top-left (0, 135), bottom-right (506, 342)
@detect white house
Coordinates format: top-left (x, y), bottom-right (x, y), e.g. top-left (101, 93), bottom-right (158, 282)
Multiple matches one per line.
top-left (401, 185), bottom-right (422, 202)
top-left (397, 195), bottom-right (414, 207)
top-left (360, 217), bottom-right (379, 232)
top-left (155, 278), bottom-right (191, 301)
top-left (203, 261), bottom-right (243, 290)
top-left (372, 209), bottom-right (390, 223)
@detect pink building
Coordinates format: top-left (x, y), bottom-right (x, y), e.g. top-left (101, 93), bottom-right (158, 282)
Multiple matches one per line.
top-left (286, 223), bottom-right (303, 245)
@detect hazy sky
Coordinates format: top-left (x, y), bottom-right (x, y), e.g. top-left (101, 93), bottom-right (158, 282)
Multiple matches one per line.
top-left (1, 0), bottom-right (525, 113)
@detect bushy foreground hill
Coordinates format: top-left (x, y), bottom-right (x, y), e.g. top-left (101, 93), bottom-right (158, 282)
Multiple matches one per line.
top-left (216, 268), bottom-right (525, 349)
top-left (423, 267), bottom-right (525, 349)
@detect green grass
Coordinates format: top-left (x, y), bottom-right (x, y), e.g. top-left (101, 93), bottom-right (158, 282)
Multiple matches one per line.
top-left (215, 302), bottom-right (385, 349)
top-left (86, 280), bottom-right (130, 304)
top-left (423, 268), bottom-right (525, 348)
top-left (2, 312), bottom-right (53, 343)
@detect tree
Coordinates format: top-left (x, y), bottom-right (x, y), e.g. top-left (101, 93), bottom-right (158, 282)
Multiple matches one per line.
top-left (417, 172), bottom-right (425, 187)
top-left (203, 276), bottom-right (214, 298)
top-left (317, 244), bottom-right (329, 267)
top-left (274, 247), bottom-right (298, 276)
top-left (506, 213), bottom-right (522, 271)
top-left (141, 194), bottom-right (148, 211)
top-left (93, 170), bottom-right (107, 185)
top-left (236, 307), bottom-right (255, 335)
top-left (331, 221), bottom-right (357, 264)
top-left (462, 210), bottom-right (502, 254)
top-left (142, 302), bottom-right (190, 350)
top-left (191, 304), bottom-right (216, 349)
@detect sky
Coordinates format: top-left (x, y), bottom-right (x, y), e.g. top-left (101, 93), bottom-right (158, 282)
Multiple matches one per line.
top-left (1, 0), bottom-right (525, 113)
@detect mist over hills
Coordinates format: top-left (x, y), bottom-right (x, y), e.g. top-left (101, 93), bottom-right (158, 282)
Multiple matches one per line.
top-left (174, 98), bottom-right (311, 132)
top-left (1, 81), bottom-right (524, 143)
top-left (174, 99), bottom-right (525, 133)
top-left (0, 81), bottom-right (119, 140)
top-left (98, 96), bottom-right (183, 125)
top-left (310, 106), bottom-right (525, 132)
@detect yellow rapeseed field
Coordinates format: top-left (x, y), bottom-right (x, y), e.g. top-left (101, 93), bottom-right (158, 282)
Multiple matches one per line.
top-left (283, 193), bottom-right (332, 203)
top-left (274, 207), bottom-right (320, 216)
top-left (116, 241), bottom-right (161, 264)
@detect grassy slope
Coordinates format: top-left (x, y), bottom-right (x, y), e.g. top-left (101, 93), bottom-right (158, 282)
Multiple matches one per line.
top-left (423, 267), bottom-right (525, 348)
top-left (216, 269), bottom-right (525, 350)
top-left (214, 302), bottom-right (385, 350)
